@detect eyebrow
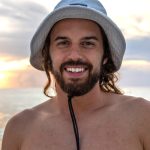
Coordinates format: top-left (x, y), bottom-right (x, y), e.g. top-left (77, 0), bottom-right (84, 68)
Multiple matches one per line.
top-left (81, 36), bottom-right (99, 41)
top-left (54, 36), bottom-right (99, 41)
top-left (54, 36), bottom-right (68, 41)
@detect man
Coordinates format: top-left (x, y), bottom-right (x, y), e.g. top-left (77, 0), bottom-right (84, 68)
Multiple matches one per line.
top-left (2, 0), bottom-right (150, 150)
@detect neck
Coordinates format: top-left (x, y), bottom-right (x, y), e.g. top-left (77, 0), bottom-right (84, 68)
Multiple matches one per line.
top-left (53, 82), bottom-right (109, 118)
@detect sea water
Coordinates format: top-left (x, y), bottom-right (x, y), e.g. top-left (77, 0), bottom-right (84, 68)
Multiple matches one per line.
top-left (0, 87), bottom-right (150, 148)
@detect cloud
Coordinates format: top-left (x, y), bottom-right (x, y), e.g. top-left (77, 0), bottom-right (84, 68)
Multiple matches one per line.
top-left (0, 0), bottom-right (150, 88)
top-left (124, 36), bottom-right (150, 61)
top-left (120, 15), bottom-right (150, 39)
top-left (102, 0), bottom-right (150, 39)
top-left (0, 66), bottom-right (47, 89)
top-left (10, 68), bottom-right (46, 88)
top-left (119, 60), bottom-right (150, 87)
top-left (0, 0), bottom-right (150, 60)
top-left (0, 58), bottom-right (30, 71)
top-left (0, 0), bottom-right (48, 23)
top-left (0, 58), bottom-right (47, 88)
top-left (122, 60), bottom-right (150, 70)
top-left (0, 0), bottom-right (48, 58)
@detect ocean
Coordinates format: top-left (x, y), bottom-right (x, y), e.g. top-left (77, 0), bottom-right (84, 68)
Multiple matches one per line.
top-left (0, 87), bottom-right (150, 148)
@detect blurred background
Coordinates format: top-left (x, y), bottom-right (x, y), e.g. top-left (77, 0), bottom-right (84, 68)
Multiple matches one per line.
top-left (0, 0), bottom-right (150, 148)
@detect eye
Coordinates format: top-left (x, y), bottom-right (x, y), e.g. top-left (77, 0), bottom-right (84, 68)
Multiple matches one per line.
top-left (81, 41), bottom-right (95, 48)
top-left (56, 40), bottom-right (70, 48)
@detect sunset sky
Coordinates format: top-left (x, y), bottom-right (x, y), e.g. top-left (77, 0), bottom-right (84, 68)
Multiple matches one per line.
top-left (0, 0), bottom-right (150, 89)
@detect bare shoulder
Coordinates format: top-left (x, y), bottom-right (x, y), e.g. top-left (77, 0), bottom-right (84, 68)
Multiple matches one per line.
top-left (115, 94), bottom-right (150, 149)
top-left (113, 93), bottom-right (150, 116)
top-left (109, 93), bottom-right (150, 128)
top-left (2, 108), bottom-right (36, 150)
top-left (2, 98), bottom-right (54, 150)
top-left (117, 94), bottom-right (150, 113)
top-left (4, 98), bottom-right (54, 132)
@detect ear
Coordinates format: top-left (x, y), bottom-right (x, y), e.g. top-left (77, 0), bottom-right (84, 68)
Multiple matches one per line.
top-left (103, 58), bottom-right (108, 65)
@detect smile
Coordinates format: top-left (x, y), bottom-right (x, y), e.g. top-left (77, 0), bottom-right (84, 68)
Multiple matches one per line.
top-left (63, 66), bottom-right (88, 78)
top-left (65, 67), bottom-right (85, 73)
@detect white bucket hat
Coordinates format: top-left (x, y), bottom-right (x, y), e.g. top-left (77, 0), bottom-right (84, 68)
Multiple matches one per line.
top-left (30, 0), bottom-right (126, 71)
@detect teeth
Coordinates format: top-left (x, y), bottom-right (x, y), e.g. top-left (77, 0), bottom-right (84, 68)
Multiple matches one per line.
top-left (66, 68), bottom-right (84, 73)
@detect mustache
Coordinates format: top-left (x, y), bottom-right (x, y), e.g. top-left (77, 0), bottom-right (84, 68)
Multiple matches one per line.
top-left (60, 59), bottom-right (93, 72)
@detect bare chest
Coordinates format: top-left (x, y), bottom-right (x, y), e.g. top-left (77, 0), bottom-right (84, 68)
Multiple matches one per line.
top-left (21, 113), bottom-right (143, 150)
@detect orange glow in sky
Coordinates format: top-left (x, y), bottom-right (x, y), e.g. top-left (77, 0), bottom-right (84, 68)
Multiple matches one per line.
top-left (0, 58), bottom-right (30, 89)
top-left (0, 71), bottom-right (13, 88)
top-left (0, 56), bottom-right (150, 89)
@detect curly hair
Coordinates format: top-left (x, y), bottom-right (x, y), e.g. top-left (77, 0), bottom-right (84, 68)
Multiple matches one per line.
top-left (41, 27), bottom-right (122, 97)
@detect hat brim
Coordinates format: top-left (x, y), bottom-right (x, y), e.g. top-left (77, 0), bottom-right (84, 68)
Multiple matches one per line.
top-left (30, 6), bottom-right (126, 71)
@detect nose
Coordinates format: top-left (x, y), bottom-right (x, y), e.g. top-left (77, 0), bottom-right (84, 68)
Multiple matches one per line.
top-left (67, 45), bottom-right (83, 61)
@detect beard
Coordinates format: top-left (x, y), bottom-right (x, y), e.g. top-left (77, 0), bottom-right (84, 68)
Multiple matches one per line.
top-left (50, 59), bottom-right (101, 97)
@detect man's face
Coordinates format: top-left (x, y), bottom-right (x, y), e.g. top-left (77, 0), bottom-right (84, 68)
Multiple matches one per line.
top-left (49, 19), bottom-right (104, 96)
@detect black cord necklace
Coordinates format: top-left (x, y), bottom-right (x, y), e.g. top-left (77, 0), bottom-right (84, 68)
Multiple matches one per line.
top-left (68, 95), bottom-right (80, 150)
